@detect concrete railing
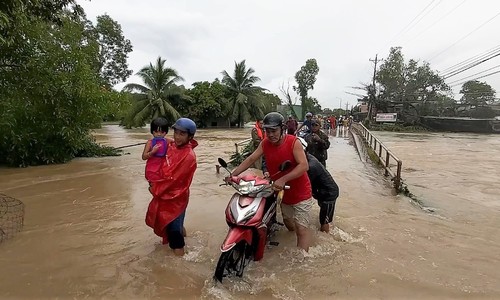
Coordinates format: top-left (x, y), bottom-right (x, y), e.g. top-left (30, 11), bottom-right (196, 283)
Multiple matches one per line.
top-left (352, 123), bottom-right (403, 190)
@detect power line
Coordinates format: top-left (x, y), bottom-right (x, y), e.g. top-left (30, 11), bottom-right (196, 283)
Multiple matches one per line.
top-left (446, 64), bottom-right (500, 85)
top-left (379, 0), bottom-right (437, 52)
top-left (450, 69), bottom-right (500, 87)
top-left (442, 51), bottom-right (500, 79)
top-left (397, 0), bottom-right (442, 44)
top-left (427, 11), bottom-right (500, 62)
top-left (440, 44), bottom-right (500, 75)
top-left (401, 0), bottom-right (466, 45)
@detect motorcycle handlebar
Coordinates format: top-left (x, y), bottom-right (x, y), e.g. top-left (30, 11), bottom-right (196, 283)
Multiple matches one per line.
top-left (221, 179), bottom-right (290, 193)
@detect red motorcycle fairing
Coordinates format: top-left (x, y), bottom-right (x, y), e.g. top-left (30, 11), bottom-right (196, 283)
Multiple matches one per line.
top-left (225, 193), bottom-right (267, 227)
top-left (254, 224), bottom-right (268, 261)
top-left (220, 227), bottom-right (253, 252)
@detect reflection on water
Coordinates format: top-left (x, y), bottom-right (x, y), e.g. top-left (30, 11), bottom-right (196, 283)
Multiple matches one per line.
top-left (0, 125), bottom-right (499, 299)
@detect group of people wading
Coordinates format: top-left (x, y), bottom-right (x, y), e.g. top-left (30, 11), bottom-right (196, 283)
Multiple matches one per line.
top-left (141, 111), bottom-right (339, 257)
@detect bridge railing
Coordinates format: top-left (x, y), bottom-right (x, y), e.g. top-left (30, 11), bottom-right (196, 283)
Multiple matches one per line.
top-left (234, 138), bottom-right (252, 154)
top-left (216, 138), bottom-right (252, 173)
top-left (353, 123), bottom-right (403, 190)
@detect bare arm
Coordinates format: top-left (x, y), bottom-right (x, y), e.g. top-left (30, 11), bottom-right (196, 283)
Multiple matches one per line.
top-left (230, 143), bottom-right (264, 176)
top-left (274, 140), bottom-right (308, 187)
top-left (142, 140), bottom-right (152, 160)
top-left (295, 123), bottom-right (304, 134)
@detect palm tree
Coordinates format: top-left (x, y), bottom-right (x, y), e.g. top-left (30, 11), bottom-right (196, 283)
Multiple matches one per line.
top-left (221, 60), bottom-right (265, 127)
top-left (122, 57), bottom-right (184, 127)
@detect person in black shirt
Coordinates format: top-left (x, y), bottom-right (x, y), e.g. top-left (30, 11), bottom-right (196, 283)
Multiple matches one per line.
top-left (305, 118), bottom-right (330, 167)
top-left (298, 137), bottom-right (339, 233)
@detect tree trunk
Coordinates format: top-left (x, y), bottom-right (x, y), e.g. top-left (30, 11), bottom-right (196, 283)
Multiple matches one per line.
top-left (301, 94), bottom-right (307, 119)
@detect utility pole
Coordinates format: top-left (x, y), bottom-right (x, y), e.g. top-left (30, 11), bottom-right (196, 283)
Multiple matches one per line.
top-left (368, 54), bottom-right (383, 121)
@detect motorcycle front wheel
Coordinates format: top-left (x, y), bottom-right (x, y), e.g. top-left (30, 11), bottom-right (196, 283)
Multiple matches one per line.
top-left (214, 241), bottom-right (251, 282)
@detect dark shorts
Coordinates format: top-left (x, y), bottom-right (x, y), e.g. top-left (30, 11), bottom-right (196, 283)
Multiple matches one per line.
top-left (166, 211), bottom-right (186, 249)
top-left (318, 200), bottom-right (336, 225)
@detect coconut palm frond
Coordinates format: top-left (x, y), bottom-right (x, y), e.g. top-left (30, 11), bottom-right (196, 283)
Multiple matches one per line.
top-left (236, 93), bottom-right (248, 105)
top-left (132, 102), bottom-right (152, 125)
top-left (123, 83), bottom-right (150, 93)
top-left (121, 56), bottom-right (184, 128)
top-left (221, 60), bottom-right (265, 126)
top-left (162, 101), bottom-right (181, 121)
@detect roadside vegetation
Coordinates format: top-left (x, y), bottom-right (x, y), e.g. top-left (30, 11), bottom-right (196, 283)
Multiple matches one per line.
top-left (2, 1), bottom-right (497, 167)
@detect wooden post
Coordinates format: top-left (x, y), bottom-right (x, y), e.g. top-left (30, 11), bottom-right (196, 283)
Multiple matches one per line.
top-left (395, 161), bottom-right (402, 190)
top-left (385, 152), bottom-right (390, 176)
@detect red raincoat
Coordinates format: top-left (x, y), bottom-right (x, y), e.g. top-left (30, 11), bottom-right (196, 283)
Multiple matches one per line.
top-left (145, 139), bottom-right (198, 243)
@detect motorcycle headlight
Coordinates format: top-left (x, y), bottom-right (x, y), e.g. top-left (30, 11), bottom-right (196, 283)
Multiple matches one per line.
top-left (237, 180), bottom-right (264, 194)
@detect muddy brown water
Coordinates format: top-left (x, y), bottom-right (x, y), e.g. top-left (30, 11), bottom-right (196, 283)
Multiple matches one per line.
top-left (0, 125), bottom-right (499, 299)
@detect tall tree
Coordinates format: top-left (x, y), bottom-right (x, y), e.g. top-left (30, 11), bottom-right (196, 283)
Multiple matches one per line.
top-left (221, 60), bottom-right (264, 127)
top-left (94, 14), bottom-right (133, 88)
top-left (294, 58), bottom-right (319, 119)
top-left (0, 11), bottom-right (120, 166)
top-left (122, 57), bottom-right (184, 127)
top-left (459, 80), bottom-right (496, 107)
top-left (376, 47), bottom-right (451, 118)
top-left (185, 80), bottom-right (228, 127)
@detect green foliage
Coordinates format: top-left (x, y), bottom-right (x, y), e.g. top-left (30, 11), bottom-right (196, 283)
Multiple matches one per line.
top-left (465, 106), bottom-right (497, 118)
top-left (221, 60), bottom-right (265, 127)
top-left (294, 58), bottom-right (319, 119)
top-left (75, 136), bottom-right (121, 157)
top-left (0, 0), bottom-right (76, 44)
top-left (101, 90), bottom-right (132, 122)
top-left (0, 6), bottom-right (132, 167)
top-left (254, 90), bottom-right (282, 117)
top-left (459, 80), bottom-right (496, 107)
top-left (368, 124), bottom-right (429, 132)
top-left (304, 96), bottom-right (322, 114)
top-left (122, 57), bottom-right (186, 127)
top-left (376, 47), bottom-right (452, 118)
top-left (185, 80), bottom-right (228, 127)
top-left (228, 141), bottom-right (253, 167)
top-left (95, 14), bottom-right (133, 88)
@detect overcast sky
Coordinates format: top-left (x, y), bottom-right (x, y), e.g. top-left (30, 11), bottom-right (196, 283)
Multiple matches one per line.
top-left (78, 0), bottom-right (500, 110)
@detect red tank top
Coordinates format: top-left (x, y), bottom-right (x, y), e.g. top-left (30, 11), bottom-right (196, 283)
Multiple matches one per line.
top-left (262, 134), bottom-right (312, 205)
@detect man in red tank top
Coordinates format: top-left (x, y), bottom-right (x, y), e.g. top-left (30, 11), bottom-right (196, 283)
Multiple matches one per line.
top-left (228, 112), bottom-right (313, 252)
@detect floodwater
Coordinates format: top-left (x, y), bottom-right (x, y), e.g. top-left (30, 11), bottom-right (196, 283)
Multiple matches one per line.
top-left (0, 125), bottom-right (499, 299)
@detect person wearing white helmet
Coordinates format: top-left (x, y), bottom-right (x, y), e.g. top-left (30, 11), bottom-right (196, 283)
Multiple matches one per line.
top-left (297, 137), bottom-right (340, 233)
top-left (294, 112), bottom-right (314, 135)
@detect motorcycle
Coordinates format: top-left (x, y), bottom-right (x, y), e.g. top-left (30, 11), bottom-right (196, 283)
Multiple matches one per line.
top-left (214, 157), bottom-right (290, 282)
top-left (296, 129), bottom-right (311, 140)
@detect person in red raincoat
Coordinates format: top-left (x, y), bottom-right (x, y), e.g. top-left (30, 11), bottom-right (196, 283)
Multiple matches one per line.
top-left (145, 117), bottom-right (198, 256)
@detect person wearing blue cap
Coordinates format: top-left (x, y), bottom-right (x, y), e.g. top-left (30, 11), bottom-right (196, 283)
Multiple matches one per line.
top-left (145, 117), bottom-right (198, 256)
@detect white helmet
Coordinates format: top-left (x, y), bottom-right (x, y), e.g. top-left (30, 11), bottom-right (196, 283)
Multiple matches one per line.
top-left (297, 137), bottom-right (307, 150)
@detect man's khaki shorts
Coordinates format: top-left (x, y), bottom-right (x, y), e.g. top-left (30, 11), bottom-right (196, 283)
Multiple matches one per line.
top-left (281, 197), bottom-right (313, 228)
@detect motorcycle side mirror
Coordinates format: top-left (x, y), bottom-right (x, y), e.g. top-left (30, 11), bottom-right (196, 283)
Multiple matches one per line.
top-left (218, 157), bottom-right (228, 168)
top-left (218, 157), bottom-right (232, 174)
top-left (279, 160), bottom-right (291, 171)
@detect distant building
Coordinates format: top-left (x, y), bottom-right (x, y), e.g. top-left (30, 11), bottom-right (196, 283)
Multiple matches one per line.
top-left (277, 104), bottom-right (302, 119)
